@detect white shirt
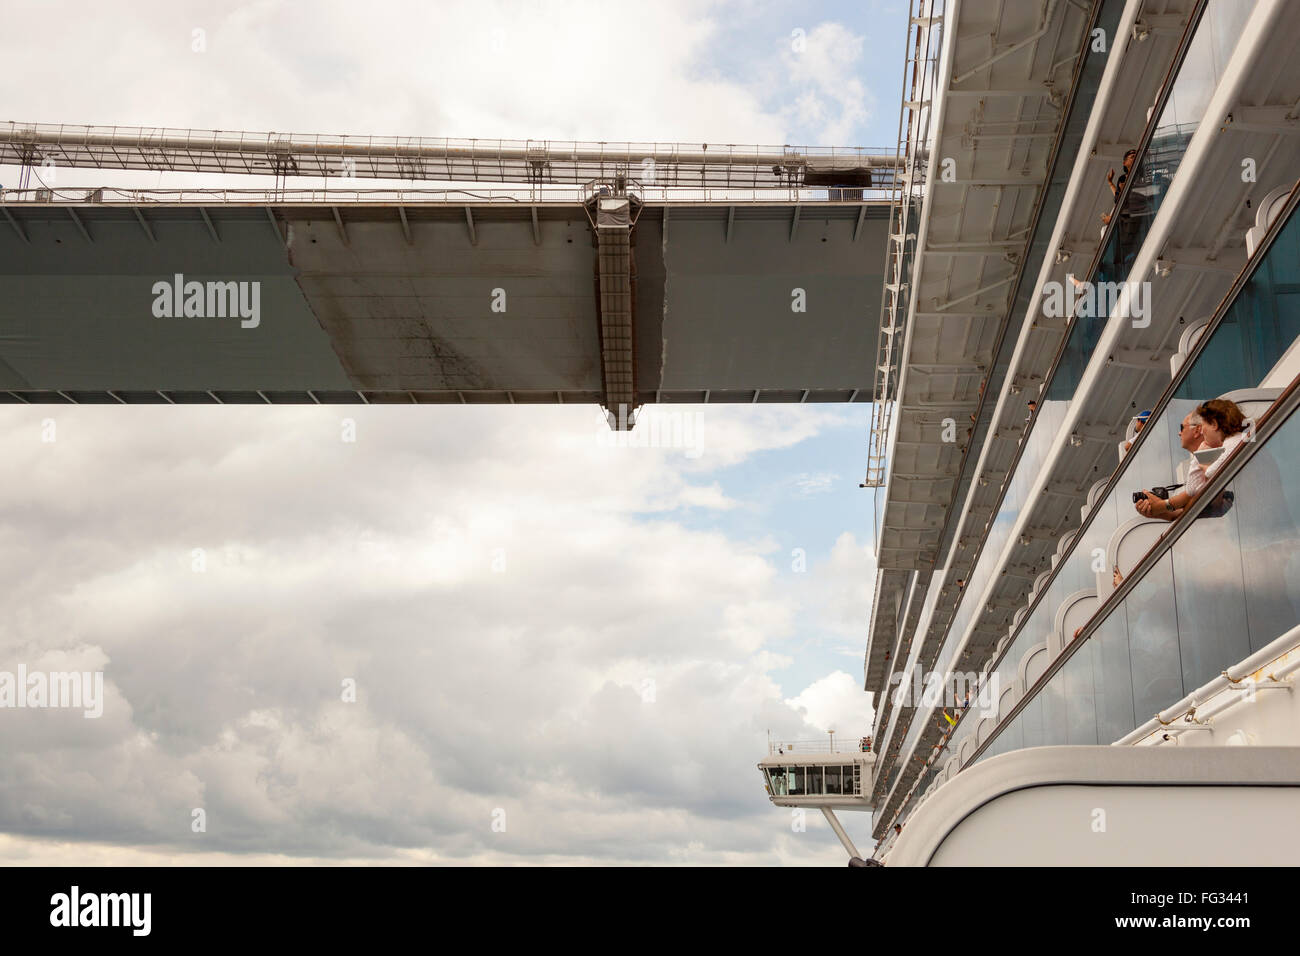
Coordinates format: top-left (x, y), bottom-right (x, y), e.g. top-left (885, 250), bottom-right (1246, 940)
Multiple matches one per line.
top-left (1184, 451), bottom-right (1209, 498)
top-left (1205, 429), bottom-right (1248, 481)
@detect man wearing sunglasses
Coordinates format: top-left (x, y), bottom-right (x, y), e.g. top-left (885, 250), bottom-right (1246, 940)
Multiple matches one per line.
top-left (1134, 411), bottom-right (1205, 521)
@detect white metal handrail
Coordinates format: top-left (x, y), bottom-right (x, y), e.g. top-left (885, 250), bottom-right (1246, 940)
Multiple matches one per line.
top-left (1, 121), bottom-right (899, 189)
top-left (1116, 623), bottom-right (1300, 746)
top-left (0, 185), bottom-right (894, 206)
top-left (767, 737), bottom-right (872, 755)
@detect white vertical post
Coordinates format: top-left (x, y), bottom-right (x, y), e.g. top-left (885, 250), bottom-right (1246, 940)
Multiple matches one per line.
top-left (821, 807), bottom-right (862, 860)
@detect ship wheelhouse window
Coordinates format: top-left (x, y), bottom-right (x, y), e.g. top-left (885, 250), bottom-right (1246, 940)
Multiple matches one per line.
top-left (789, 767), bottom-right (805, 795)
top-left (767, 768), bottom-right (788, 796)
top-left (825, 766), bottom-right (842, 795)
top-left (767, 764), bottom-right (865, 798)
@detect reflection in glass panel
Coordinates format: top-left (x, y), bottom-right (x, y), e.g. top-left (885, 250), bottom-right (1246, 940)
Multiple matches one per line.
top-left (1177, 177), bottom-right (1300, 402)
top-left (1020, 692), bottom-right (1046, 749)
top-left (1040, 666), bottom-right (1068, 747)
top-left (1124, 552), bottom-right (1184, 718)
top-left (807, 767), bottom-right (823, 795)
top-left (1055, 518), bottom-right (1098, 596)
top-left (1064, 640), bottom-right (1098, 745)
top-left (1170, 497), bottom-right (1250, 690)
top-left (1231, 441), bottom-right (1300, 650)
top-left (995, 631), bottom-right (1029, 695)
top-left (987, 407), bottom-right (1299, 760)
top-left (980, 733), bottom-right (1003, 762)
top-left (1000, 704), bottom-right (1024, 753)
top-left (1092, 612), bottom-right (1137, 743)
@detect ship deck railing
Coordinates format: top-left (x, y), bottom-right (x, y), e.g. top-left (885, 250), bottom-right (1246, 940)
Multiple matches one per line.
top-left (767, 738), bottom-right (872, 756)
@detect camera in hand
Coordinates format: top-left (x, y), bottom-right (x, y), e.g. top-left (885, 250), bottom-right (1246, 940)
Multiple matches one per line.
top-left (1132, 484), bottom-right (1180, 503)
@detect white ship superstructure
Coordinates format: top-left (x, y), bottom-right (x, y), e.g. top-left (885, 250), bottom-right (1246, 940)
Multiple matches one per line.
top-left (763, 0), bottom-right (1300, 865)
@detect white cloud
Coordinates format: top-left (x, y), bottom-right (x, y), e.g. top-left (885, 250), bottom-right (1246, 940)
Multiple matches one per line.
top-left (781, 23), bottom-right (874, 143)
top-left (0, 0), bottom-right (882, 867)
top-left (0, 403), bottom-right (870, 864)
top-left (816, 531), bottom-right (878, 640)
top-left (785, 670), bottom-right (874, 738)
top-left (792, 471), bottom-right (839, 496)
top-left (2, 4), bottom-right (877, 198)
top-left (3, 0), bottom-right (789, 144)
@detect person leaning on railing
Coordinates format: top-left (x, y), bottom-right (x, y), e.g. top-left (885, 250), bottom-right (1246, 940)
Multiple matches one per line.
top-left (1135, 400), bottom-right (1250, 521)
top-left (1123, 409), bottom-right (1151, 453)
top-left (1100, 149), bottom-right (1138, 226)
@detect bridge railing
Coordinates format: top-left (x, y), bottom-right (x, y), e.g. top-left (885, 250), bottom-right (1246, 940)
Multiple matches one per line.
top-left (0, 185), bottom-right (895, 205)
top-left (2, 121), bottom-right (900, 188)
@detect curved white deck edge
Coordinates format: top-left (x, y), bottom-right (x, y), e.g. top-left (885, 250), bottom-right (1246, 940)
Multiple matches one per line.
top-left (885, 745), bottom-right (1300, 866)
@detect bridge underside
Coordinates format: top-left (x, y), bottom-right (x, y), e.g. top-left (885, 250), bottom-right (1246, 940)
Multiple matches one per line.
top-left (0, 201), bottom-right (887, 412)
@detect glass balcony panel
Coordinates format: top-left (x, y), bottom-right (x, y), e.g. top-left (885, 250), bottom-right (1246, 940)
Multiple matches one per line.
top-left (1232, 439), bottom-right (1300, 651)
top-left (1000, 707), bottom-right (1023, 753)
top-left (1063, 640), bottom-right (1099, 744)
top-left (946, 710), bottom-right (977, 755)
top-left (991, 636), bottom-right (1022, 698)
top-left (1051, 0), bottom-right (1259, 403)
top-left (1123, 551), bottom-right (1185, 718)
top-left (1039, 666), bottom-right (1067, 748)
top-left (1020, 691), bottom-right (1046, 749)
top-left (1093, 612), bottom-right (1137, 743)
top-left (1052, 531), bottom-right (1096, 599)
top-left (1173, 205), bottom-right (1300, 402)
top-left (1169, 501), bottom-right (1251, 690)
top-left (981, 408), bottom-right (1300, 760)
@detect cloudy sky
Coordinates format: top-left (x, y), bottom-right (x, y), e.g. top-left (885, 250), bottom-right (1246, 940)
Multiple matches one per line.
top-left (1, 0), bottom-right (905, 865)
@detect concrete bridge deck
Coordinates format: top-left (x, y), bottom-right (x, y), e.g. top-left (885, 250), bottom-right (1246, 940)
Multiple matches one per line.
top-left (0, 196), bottom-right (889, 408)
